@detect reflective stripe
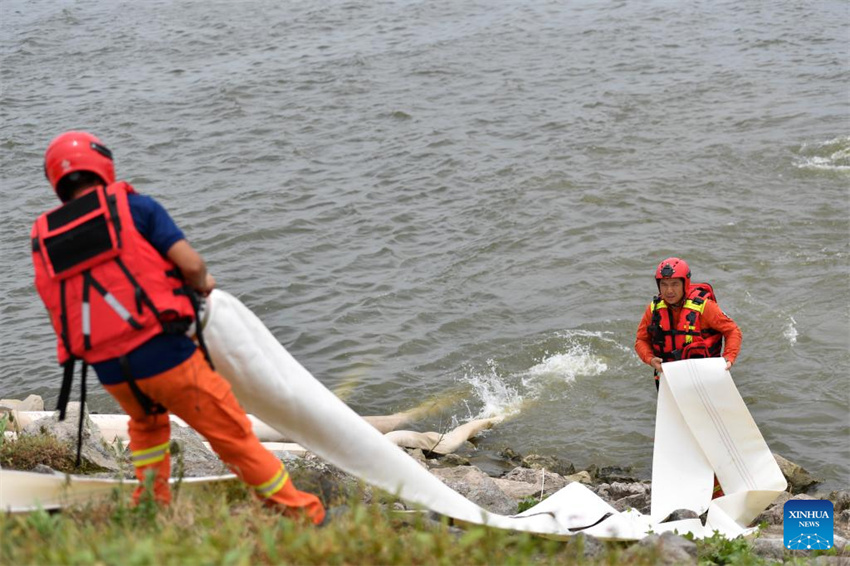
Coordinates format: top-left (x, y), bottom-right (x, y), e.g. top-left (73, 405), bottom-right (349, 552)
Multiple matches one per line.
top-left (254, 467), bottom-right (289, 498)
top-left (683, 299), bottom-right (706, 313)
top-left (82, 302), bottom-right (91, 335)
top-left (132, 441), bottom-right (170, 468)
top-left (103, 292), bottom-right (132, 321)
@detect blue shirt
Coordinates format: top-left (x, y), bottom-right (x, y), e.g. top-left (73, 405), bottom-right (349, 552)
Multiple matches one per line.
top-left (92, 193), bottom-right (198, 385)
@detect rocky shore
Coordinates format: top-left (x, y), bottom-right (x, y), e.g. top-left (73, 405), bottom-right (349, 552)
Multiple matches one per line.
top-left (2, 399), bottom-right (848, 564)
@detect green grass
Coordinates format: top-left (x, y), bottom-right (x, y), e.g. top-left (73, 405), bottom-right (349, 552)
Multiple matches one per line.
top-left (0, 431), bottom-right (799, 565)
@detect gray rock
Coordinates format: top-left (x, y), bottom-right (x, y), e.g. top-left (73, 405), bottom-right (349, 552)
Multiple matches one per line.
top-left (775, 453), bottom-right (820, 493)
top-left (31, 464), bottom-right (59, 475)
top-left (492, 478), bottom-right (539, 501)
top-left (751, 491), bottom-right (792, 526)
top-left (0, 394), bottom-right (45, 412)
top-left (570, 533), bottom-right (605, 559)
top-left (663, 509), bottom-right (699, 522)
top-left (750, 536), bottom-right (785, 561)
top-left (597, 465), bottom-right (639, 483)
top-left (405, 448), bottom-right (430, 469)
top-left (503, 466), bottom-right (568, 496)
top-left (431, 466), bottom-right (518, 515)
top-left (612, 493), bottom-right (651, 514)
top-left (830, 490), bottom-right (850, 514)
top-left (498, 447), bottom-right (523, 464)
top-left (520, 454), bottom-right (575, 476)
top-left (626, 532), bottom-right (697, 565)
top-left (20, 402), bottom-right (123, 472)
top-left (608, 481), bottom-right (650, 500)
top-left (813, 557), bottom-right (850, 565)
top-left (170, 425), bottom-right (228, 478)
top-left (564, 471), bottom-right (593, 485)
top-left (440, 453), bottom-right (470, 467)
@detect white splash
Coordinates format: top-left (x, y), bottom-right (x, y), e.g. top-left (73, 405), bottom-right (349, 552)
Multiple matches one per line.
top-left (796, 136), bottom-right (850, 171)
top-left (524, 345), bottom-right (608, 383)
top-left (783, 316), bottom-right (798, 345)
top-left (461, 360), bottom-right (524, 420)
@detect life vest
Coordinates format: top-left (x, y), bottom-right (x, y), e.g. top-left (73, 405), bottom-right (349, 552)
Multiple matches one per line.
top-left (647, 282), bottom-right (723, 362)
top-left (31, 182), bottom-right (196, 365)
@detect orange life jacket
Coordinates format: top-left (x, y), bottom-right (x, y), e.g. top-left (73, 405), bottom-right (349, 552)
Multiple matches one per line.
top-left (647, 282), bottom-right (723, 362)
top-left (31, 182), bottom-right (196, 365)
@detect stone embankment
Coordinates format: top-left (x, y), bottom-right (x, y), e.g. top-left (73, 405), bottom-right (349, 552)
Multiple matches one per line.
top-left (2, 398), bottom-right (848, 564)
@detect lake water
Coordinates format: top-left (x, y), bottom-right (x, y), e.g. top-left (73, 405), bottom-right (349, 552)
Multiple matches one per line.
top-left (1, 0), bottom-right (847, 490)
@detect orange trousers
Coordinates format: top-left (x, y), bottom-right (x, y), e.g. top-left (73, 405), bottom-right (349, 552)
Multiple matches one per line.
top-left (103, 350), bottom-right (325, 525)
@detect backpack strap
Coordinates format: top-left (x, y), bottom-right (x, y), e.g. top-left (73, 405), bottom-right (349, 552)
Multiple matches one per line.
top-left (119, 356), bottom-right (167, 416)
top-left (55, 358), bottom-right (88, 469)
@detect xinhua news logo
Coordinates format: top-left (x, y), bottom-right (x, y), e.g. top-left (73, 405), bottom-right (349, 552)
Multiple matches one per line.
top-left (783, 499), bottom-right (833, 550)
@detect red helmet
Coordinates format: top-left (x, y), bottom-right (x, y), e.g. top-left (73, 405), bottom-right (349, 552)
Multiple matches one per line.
top-left (655, 257), bottom-right (691, 292)
top-left (43, 131), bottom-right (115, 194)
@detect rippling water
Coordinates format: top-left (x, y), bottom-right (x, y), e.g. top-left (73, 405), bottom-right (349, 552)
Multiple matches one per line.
top-left (1, 0), bottom-right (847, 490)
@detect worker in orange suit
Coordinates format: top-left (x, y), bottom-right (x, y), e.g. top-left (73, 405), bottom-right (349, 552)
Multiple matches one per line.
top-left (31, 131), bottom-right (325, 524)
top-left (635, 256), bottom-right (742, 499)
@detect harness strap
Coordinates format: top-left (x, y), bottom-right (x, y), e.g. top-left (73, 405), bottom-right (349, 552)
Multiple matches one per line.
top-left (105, 193), bottom-right (122, 249)
top-left (119, 356), bottom-right (167, 416)
top-left (85, 270), bottom-right (144, 331)
top-left (54, 358), bottom-right (88, 469)
top-left (176, 287), bottom-right (215, 370)
top-left (57, 358), bottom-right (75, 421)
top-left (114, 257), bottom-right (160, 318)
top-left (75, 362), bottom-right (87, 467)
top-left (59, 280), bottom-right (72, 356)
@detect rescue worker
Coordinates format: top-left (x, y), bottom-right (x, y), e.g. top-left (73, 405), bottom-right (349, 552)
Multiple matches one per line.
top-left (635, 257), bottom-right (742, 389)
top-left (31, 131), bottom-right (325, 524)
top-left (635, 257), bottom-right (743, 499)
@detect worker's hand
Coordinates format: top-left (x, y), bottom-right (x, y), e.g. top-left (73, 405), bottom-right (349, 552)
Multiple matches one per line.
top-left (724, 357), bottom-right (733, 371)
top-left (197, 273), bottom-right (216, 296)
top-left (650, 357), bottom-right (664, 373)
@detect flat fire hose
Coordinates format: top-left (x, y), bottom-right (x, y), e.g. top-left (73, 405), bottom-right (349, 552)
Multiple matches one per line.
top-left (0, 289), bottom-right (785, 540)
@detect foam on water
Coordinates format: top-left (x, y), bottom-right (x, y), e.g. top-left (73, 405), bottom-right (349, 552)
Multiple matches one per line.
top-left (524, 345), bottom-right (608, 384)
top-left (796, 137), bottom-right (850, 172)
top-left (459, 332), bottom-right (610, 421)
top-left (460, 359), bottom-right (525, 420)
top-left (783, 316), bottom-right (798, 345)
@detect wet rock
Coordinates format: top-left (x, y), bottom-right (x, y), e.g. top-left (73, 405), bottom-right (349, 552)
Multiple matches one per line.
top-left (437, 453), bottom-right (470, 467)
top-left (503, 466), bottom-right (568, 496)
top-left (431, 466), bottom-right (518, 515)
top-left (169, 425), bottom-right (228, 478)
top-left (775, 454), bottom-right (820, 493)
top-left (624, 532), bottom-right (697, 565)
top-left (597, 465), bottom-right (639, 483)
top-left (564, 471), bottom-right (593, 485)
top-left (20, 402), bottom-right (123, 472)
top-left (520, 454), bottom-right (575, 476)
top-left (498, 447), bottom-right (523, 465)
